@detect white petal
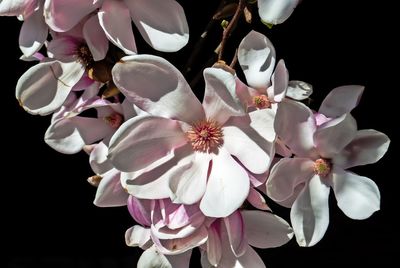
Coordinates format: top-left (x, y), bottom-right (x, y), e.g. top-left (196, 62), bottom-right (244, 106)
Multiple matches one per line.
top-left (112, 54), bottom-right (204, 123)
top-left (19, 8), bottom-right (48, 57)
top-left (219, 245), bottom-right (266, 268)
top-left (319, 85), bottom-right (364, 118)
top-left (109, 116), bottom-right (187, 172)
top-left (334, 129), bottom-right (390, 169)
top-left (266, 158), bottom-right (314, 204)
top-left (165, 250), bottom-right (192, 268)
top-left (238, 30), bottom-right (275, 89)
top-left (286, 80), bottom-right (313, 101)
top-left (137, 246), bottom-right (172, 268)
top-left (83, 15), bottom-right (109, 61)
top-left (94, 169), bottom-right (128, 207)
top-left (274, 99), bottom-right (317, 157)
top-left (203, 68), bottom-right (245, 124)
top-left (98, 0), bottom-right (137, 55)
top-left (125, 225), bottom-right (151, 248)
top-left (16, 60), bottom-right (84, 115)
top-left (330, 167), bottom-right (380, 220)
top-left (290, 175), bottom-right (330, 247)
top-left (267, 59), bottom-right (288, 103)
top-left (200, 148), bottom-right (250, 217)
top-left (89, 142), bottom-right (113, 175)
top-left (258, 0), bottom-right (299, 25)
top-left (242, 210), bottom-right (293, 248)
top-left (314, 113), bottom-right (357, 159)
top-left (127, 0), bottom-right (189, 52)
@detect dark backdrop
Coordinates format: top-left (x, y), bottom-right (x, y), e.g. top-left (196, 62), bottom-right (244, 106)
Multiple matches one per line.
top-left (2, 1), bottom-right (398, 267)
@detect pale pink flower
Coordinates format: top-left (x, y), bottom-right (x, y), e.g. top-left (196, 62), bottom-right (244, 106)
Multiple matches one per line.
top-left (109, 54), bottom-right (276, 217)
top-left (257, 0), bottom-right (299, 25)
top-left (43, 0), bottom-right (189, 53)
top-left (266, 98), bottom-right (390, 246)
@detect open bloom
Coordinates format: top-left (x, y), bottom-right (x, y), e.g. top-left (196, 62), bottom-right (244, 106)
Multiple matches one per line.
top-left (44, 0), bottom-right (189, 53)
top-left (266, 98), bottom-right (390, 246)
top-left (257, 0), bottom-right (299, 25)
top-left (109, 55), bottom-right (276, 217)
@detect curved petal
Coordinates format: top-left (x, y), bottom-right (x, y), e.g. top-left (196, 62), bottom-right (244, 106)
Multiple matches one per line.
top-left (200, 148), bottom-right (250, 217)
top-left (98, 0), bottom-right (136, 55)
top-left (125, 225), bottom-right (151, 248)
top-left (127, 196), bottom-right (152, 227)
top-left (286, 80), bottom-right (313, 101)
top-left (109, 116), bottom-right (187, 172)
top-left (19, 8), bottom-right (48, 57)
top-left (112, 54), bottom-right (204, 123)
top-left (224, 211), bottom-right (247, 257)
top-left (330, 167), bottom-right (380, 220)
top-left (203, 68), bottom-right (245, 124)
top-left (258, 0), bottom-right (299, 25)
top-left (242, 210), bottom-right (293, 248)
top-left (44, 0), bottom-right (98, 32)
top-left (0, 0), bottom-right (36, 17)
top-left (83, 15), bottom-right (109, 61)
top-left (137, 246), bottom-right (172, 268)
top-left (290, 175), bottom-right (330, 247)
top-left (223, 109), bottom-right (276, 174)
top-left (127, 0), bottom-right (189, 52)
top-left (314, 113), bottom-right (357, 159)
top-left (206, 224), bottom-right (222, 266)
top-left (266, 158), bottom-right (314, 203)
top-left (169, 153), bottom-right (211, 205)
top-left (94, 169), bottom-right (128, 207)
top-left (165, 250), bottom-right (193, 268)
top-left (16, 60), bottom-right (84, 115)
top-left (219, 245), bottom-right (266, 268)
top-left (247, 188), bottom-right (271, 211)
top-left (319, 85), bottom-right (364, 118)
top-left (238, 30), bottom-right (275, 89)
top-left (274, 99), bottom-right (317, 157)
top-left (267, 59), bottom-right (288, 103)
top-left (89, 142), bottom-right (113, 175)
top-left (334, 129), bottom-right (390, 169)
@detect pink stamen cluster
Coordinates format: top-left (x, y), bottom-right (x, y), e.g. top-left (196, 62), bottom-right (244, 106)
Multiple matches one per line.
top-left (187, 120), bottom-right (223, 153)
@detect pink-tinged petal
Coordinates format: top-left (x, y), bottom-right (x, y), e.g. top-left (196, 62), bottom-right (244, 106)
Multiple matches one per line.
top-left (200, 148), bottom-right (250, 217)
top-left (137, 246), bottom-right (173, 268)
top-left (47, 36), bottom-right (79, 61)
top-left (334, 129), bottom-right (390, 169)
top-left (258, 0), bottom-right (299, 25)
top-left (45, 116), bottom-right (114, 154)
top-left (169, 153), bottom-right (211, 205)
top-left (266, 158), bottom-right (314, 204)
top-left (238, 30), bottom-right (276, 89)
top-left (98, 0), bottom-right (136, 55)
top-left (151, 214), bottom-right (205, 240)
top-left (83, 15), bottom-right (109, 61)
top-left (247, 188), bottom-right (271, 211)
top-left (19, 8), bottom-right (48, 57)
top-left (314, 113), bottom-right (357, 159)
top-left (94, 169), bottom-right (128, 207)
top-left (125, 225), bottom-right (151, 248)
top-left (242, 210), bottom-right (293, 248)
top-left (0, 0), bottom-right (36, 17)
top-left (121, 145), bottom-right (193, 200)
top-left (165, 203), bottom-right (204, 230)
top-left (234, 77), bottom-right (253, 109)
top-left (44, 0), bottom-right (98, 32)
top-left (329, 167), bottom-right (380, 220)
top-left (109, 116), bottom-right (187, 172)
top-left (223, 109), bottom-right (275, 174)
top-left (152, 226), bottom-right (208, 255)
top-left (89, 142), bottom-right (113, 175)
top-left (16, 60), bottom-right (85, 115)
top-left (274, 99), bottom-right (317, 157)
top-left (290, 175), bottom-right (330, 247)
top-left (165, 250), bottom-right (192, 268)
top-left (319, 85), bottom-right (364, 118)
top-left (275, 137), bottom-right (292, 157)
top-left (267, 59), bottom-right (288, 103)
top-left (224, 211), bottom-right (247, 257)
top-left (203, 68), bottom-right (245, 124)
top-left (112, 54), bottom-right (204, 123)
top-left (219, 245), bottom-right (266, 268)
top-left (128, 196), bottom-right (152, 227)
top-left (206, 224), bottom-right (222, 266)
top-left (127, 0), bottom-right (189, 52)
top-left (286, 80), bottom-right (313, 101)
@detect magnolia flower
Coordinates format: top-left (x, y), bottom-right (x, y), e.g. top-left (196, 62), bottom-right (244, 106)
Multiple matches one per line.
top-left (266, 98), bottom-right (390, 246)
top-left (44, 0), bottom-right (189, 53)
top-left (257, 0), bottom-right (299, 25)
top-left (109, 54), bottom-right (276, 217)
top-left (201, 210), bottom-right (293, 267)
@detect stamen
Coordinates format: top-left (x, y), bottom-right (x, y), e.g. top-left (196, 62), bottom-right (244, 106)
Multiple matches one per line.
top-left (313, 158), bottom-right (331, 177)
top-left (76, 44), bottom-right (94, 68)
top-left (253, 95), bottom-right (271, 109)
top-left (186, 120), bottom-right (223, 153)
top-left (103, 112), bottom-right (123, 129)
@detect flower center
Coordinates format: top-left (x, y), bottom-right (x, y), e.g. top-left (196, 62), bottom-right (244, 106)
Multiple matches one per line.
top-left (253, 95), bottom-right (271, 109)
top-left (103, 112), bottom-right (123, 129)
top-left (313, 158), bottom-right (331, 177)
top-left (186, 120), bottom-right (223, 153)
top-left (76, 44), bottom-right (94, 68)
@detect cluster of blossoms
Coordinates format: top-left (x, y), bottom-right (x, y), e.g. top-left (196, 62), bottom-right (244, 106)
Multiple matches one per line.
top-left (2, 0), bottom-right (390, 267)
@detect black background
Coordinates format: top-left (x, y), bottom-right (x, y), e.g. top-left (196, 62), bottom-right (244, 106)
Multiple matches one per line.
top-left (1, 1), bottom-right (398, 267)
